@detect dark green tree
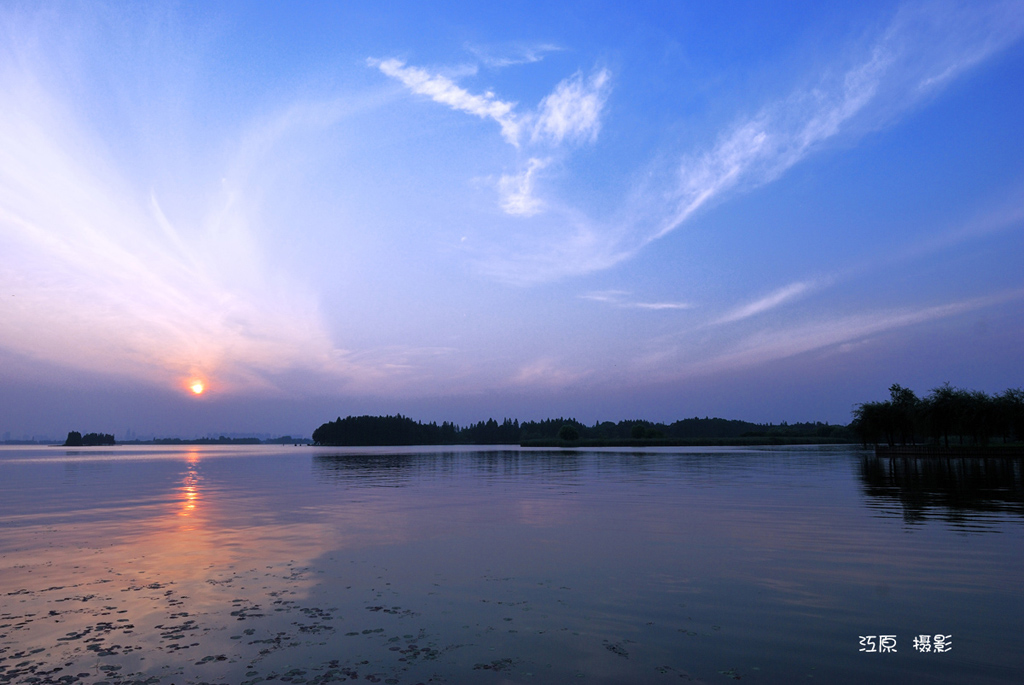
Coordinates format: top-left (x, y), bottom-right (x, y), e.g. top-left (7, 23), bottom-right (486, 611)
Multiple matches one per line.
top-left (923, 383), bottom-right (961, 447)
top-left (998, 388), bottom-right (1024, 442)
top-left (81, 433), bottom-right (115, 446)
top-left (889, 383), bottom-right (920, 445)
top-left (558, 424), bottom-right (580, 441)
top-left (852, 401), bottom-right (888, 446)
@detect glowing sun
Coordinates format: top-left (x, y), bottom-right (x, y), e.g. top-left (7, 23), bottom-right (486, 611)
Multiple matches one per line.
top-left (190, 381), bottom-right (205, 395)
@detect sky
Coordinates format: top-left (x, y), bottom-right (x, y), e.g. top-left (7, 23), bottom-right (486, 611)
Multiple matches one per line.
top-left (2, 1), bottom-right (1023, 439)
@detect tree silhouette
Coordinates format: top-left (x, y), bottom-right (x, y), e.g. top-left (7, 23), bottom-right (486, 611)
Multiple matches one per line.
top-left (888, 384), bottom-right (919, 445)
top-left (854, 384), bottom-right (1024, 448)
top-left (558, 424), bottom-right (580, 441)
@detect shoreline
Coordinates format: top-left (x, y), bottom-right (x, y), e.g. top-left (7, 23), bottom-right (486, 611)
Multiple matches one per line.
top-left (874, 445), bottom-right (1024, 458)
top-left (521, 436), bottom-right (855, 448)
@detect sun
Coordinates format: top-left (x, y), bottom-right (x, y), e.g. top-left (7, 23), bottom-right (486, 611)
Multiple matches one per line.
top-left (190, 381), bottom-right (205, 395)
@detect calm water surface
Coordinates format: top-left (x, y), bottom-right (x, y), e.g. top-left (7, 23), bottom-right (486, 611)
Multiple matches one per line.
top-left (0, 445), bottom-right (1021, 684)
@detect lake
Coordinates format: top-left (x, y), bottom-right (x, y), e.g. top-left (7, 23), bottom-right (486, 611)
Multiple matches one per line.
top-left (0, 444), bottom-right (1021, 684)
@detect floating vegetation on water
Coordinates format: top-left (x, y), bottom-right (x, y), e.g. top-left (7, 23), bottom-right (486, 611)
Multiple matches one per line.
top-left (603, 639), bottom-right (629, 658)
top-left (0, 556), bottom-right (724, 684)
top-left (472, 657), bottom-right (518, 671)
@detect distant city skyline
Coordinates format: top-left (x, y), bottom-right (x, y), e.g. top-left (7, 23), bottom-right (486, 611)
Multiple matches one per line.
top-left (2, 1), bottom-right (1023, 437)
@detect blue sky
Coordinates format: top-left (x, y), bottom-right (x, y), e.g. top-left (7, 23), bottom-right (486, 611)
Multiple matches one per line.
top-left (2, 1), bottom-right (1023, 438)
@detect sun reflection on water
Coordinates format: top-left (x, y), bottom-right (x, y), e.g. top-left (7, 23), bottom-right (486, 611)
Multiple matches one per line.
top-left (178, 449), bottom-right (202, 523)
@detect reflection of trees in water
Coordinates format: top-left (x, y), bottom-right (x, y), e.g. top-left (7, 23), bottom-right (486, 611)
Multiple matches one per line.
top-left (859, 455), bottom-right (1024, 526)
top-left (465, 450), bottom-right (580, 478)
top-left (312, 450), bottom-right (581, 487)
top-left (313, 453), bottom-right (444, 487)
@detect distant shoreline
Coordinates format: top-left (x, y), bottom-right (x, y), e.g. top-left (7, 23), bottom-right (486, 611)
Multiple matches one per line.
top-left (874, 445), bottom-right (1024, 458)
top-left (118, 437), bottom-right (312, 445)
top-left (0, 437), bottom-right (313, 447)
top-left (521, 436), bottom-right (856, 448)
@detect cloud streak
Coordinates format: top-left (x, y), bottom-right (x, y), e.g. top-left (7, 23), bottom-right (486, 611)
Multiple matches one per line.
top-left (466, 42), bottom-right (563, 68)
top-left (581, 290), bottom-right (692, 310)
top-left (682, 289), bottom-right (1024, 378)
top-left (615, 288), bottom-right (1024, 385)
top-left (650, 2), bottom-right (1024, 243)
top-left (531, 69), bottom-right (610, 145)
top-left (471, 2), bottom-right (1024, 284)
top-left (499, 157), bottom-right (549, 216)
top-left (371, 58), bottom-right (522, 144)
top-left (372, 57), bottom-right (611, 153)
top-left (715, 281), bottom-right (815, 324)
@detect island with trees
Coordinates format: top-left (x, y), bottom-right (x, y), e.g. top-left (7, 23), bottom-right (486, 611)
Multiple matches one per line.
top-left (851, 384), bottom-right (1024, 455)
top-left (59, 433), bottom-right (311, 446)
top-left (64, 431), bottom-right (115, 446)
top-left (311, 414), bottom-right (853, 447)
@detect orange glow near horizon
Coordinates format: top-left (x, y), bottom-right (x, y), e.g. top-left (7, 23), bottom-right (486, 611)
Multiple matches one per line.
top-left (190, 381), bottom-right (205, 395)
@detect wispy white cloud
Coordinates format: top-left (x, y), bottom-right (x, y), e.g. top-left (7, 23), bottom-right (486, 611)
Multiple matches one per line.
top-left (466, 42), bottom-right (563, 68)
top-left (471, 2), bottom-right (1024, 284)
top-left (886, 184), bottom-right (1024, 261)
top-left (524, 288), bottom-right (1024, 392)
top-left (472, 217), bottom-right (631, 285)
top-left (509, 357), bottom-right (591, 389)
top-left (702, 187), bottom-right (1024, 330)
top-left (580, 290), bottom-right (692, 310)
top-left (682, 289), bottom-right (1024, 377)
top-left (715, 281), bottom-right (814, 324)
top-left (370, 57), bottom-right (522, 144)
top-left (499, 157), bottom-right (549, 216)
top-left (652, 2), bottom-right (1024, 243)
top-left (531, 69), bottom-right (610, 145)
top-left (580, 289), bottom-right (630, 303)
top-left (616, 288), bottom-right (1024, 384)
top-left (372, 57), bottom-right (613, 227)
top-left (372, 57), bottom-right (611, 154)
top-left (656, 54), bottom-right (891, 240)
top-left (633, 301), bottom-right (693, 310)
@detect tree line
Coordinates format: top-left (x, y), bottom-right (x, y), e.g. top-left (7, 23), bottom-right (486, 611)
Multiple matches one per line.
top-left (851, 384), bottom-right (1024, 448)
top-left (311, 415), bottom-right (522, 446)
top-left (64, 431), bottom-right (115, 446)
top-left (61, 433), bottom-right (311, 446)
top-left (311, 414), bottom-right (850, 446)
